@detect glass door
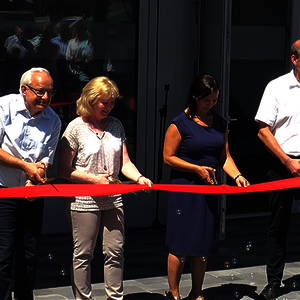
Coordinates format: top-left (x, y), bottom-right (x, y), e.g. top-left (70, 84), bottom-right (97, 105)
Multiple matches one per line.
top-left (226, 0), bottom-right (292, 215)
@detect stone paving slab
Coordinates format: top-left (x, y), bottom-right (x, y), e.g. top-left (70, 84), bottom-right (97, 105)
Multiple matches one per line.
top-left (32, 214), bottom-right (300, 299)
top-left (34, 262), bottom-right (300, 300)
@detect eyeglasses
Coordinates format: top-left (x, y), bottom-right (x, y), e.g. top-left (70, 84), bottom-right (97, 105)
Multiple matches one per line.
top-left (25, 85), bottom-right (56, 97)
top-left (193, 95), bottom-right (218, 105)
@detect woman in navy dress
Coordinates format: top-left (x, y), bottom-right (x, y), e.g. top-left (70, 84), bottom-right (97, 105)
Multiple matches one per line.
top-left (163, 74), bottom-right (249, 300)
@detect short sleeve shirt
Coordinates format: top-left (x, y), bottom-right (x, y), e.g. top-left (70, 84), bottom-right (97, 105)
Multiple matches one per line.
top-left (61, 116), bottom-right (126, 211)
top-left (255, 70), bottom-right (300, 155)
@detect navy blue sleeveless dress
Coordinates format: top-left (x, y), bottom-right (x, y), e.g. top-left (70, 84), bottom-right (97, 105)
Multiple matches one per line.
top-left (166, 111), bottom-right (227, 256)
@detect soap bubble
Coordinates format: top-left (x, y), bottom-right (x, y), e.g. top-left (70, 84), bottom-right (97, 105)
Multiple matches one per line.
top-left (232, 257), bottom-right (237, 265)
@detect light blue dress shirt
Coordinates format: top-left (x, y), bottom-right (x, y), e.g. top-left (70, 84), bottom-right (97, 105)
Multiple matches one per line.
top-left (51, 36), bottom-right (68, 56)
top-left (0, 94), bottom-right (61, 187)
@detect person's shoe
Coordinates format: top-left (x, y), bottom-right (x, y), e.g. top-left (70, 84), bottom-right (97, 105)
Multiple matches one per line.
top-left (259, 282), bottom-right (281, 300)
top-left (187, 291), bottom-right (204, 300)
top-left (165, 290), bottom-right (181, 300)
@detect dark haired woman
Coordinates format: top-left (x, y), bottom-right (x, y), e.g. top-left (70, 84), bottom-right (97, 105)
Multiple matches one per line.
top-left (163, 74), bottom-right (249, 300)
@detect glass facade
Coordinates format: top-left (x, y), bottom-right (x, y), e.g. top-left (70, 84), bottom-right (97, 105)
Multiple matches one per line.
top-left (0, 0), bottom-right (138, 159)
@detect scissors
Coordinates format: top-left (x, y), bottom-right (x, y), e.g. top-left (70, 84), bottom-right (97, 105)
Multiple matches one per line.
top-left (107, 174), bottom-right (122, 184)
top-left (40, 162), bottom-right (47, 183)
top-left (107, 173), bottom-right (138, 195)
top-left (211, 169), bottom-right (218, 185)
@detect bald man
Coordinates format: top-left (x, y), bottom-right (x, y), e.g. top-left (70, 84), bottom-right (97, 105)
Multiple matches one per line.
top-left (255, 39), bottom-right (300, 300)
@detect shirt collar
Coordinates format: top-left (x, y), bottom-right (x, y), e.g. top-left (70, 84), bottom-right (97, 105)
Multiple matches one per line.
top-left (289, 69), bottom-right (300, 88)
top-left (15, 94), bottom-right (28, 115)
top-left (15, 94), bottom-right (51, 119)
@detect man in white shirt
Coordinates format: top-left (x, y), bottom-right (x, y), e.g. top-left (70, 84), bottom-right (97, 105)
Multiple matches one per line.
top-left (0, 68), bottom-right (61, 300)
top-left (255, 39), bottom-right (300, 300)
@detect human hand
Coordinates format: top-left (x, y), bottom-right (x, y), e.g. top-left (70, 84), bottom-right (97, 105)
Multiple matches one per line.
top-left (24, 179), bottom-right (38, 201)
top-left (195, 166), bottom-right (217, 185)
top-left (136, 176), bottom-right (152, 193)
top-left (24, 161), bottom-right (47, 184)
top-left (96, 173), bottom-right (110, 184)
top-left (285, 158), bottom-right (300, 177)
top-left (235, 175), bottom-right (250, 187)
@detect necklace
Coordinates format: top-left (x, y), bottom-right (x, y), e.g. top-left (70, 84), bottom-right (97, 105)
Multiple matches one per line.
top-left (196, 114), bottom-right (203, 121)
top-left (95, 131), bottom-right (107, 172)
top-left (195, 114), bottom-right (206, 123)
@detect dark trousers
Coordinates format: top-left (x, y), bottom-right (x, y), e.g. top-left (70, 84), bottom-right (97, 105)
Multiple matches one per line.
top-left (266, 156), bottom-right (297, 284)
top-left (0, 197), bottom-right (44, 300)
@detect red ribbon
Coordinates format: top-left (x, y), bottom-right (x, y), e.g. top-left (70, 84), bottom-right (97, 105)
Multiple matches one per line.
top-left (1, 177), bottom-right (300, 198)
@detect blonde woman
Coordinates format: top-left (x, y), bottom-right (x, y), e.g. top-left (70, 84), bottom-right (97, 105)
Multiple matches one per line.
top-left (59, 77), bottom-right (152, 300)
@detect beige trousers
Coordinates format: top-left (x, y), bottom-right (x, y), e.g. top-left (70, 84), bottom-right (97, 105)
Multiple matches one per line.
top-left (70, 208), bottom-right (124, 300)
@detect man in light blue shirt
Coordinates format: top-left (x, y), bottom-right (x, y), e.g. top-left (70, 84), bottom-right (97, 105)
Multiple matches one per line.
top-left (51, 22), bottom-right (69, 57)
top-left (0, 67), bottom-right (61, 300)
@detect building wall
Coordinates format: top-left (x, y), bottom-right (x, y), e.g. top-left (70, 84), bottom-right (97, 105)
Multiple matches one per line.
top-left (37, 0), bottom-right (297, 232)
top-left (125, 0), bottom-right (200, 228)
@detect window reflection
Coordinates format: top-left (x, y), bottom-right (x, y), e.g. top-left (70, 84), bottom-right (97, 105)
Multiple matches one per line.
top-left (0, 0), bottom-right (138, 159)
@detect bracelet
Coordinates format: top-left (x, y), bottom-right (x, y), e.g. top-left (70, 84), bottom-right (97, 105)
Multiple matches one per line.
top-left (136, 175), bottom-right (144, 183)
top-left (234, 173), bottom-right (242, 181)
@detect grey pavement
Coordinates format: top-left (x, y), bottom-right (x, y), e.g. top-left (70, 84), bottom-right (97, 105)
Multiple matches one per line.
top-left (32, 213), bottom-right (300, 300)
top-left (34, 262), bottom-right (300, 300)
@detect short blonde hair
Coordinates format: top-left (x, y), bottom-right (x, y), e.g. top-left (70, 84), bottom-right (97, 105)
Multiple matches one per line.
top-left (76, 77), bottom-right (119, 117)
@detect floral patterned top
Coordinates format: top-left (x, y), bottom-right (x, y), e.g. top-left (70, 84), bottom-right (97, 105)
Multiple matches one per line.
top-left (61, 116), bottom-right (126, 211)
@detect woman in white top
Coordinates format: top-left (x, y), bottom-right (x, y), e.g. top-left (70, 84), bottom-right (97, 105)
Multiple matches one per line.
top-left (59, 76), bottom-right (152, 300)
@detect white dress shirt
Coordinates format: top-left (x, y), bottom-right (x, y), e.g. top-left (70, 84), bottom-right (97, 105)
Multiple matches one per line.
top-left (255, 70), bottom-right (300, 156)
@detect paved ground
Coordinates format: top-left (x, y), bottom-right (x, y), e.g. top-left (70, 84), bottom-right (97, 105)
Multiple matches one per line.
top-left (32, 213), bottom-right (300, 299)
top-left (33, 263), bottom-right (300, 300)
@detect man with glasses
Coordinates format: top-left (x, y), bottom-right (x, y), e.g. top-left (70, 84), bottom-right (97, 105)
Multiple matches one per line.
top-left (0, 67), bottom-right (61, 300)
top-left (255, 39), bottom-right (300, 300)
